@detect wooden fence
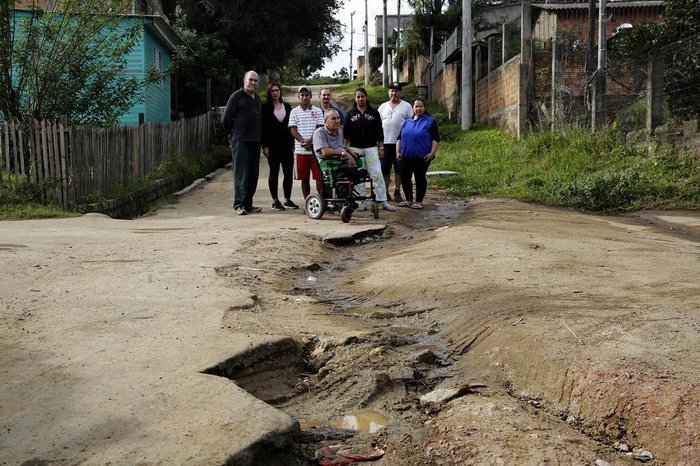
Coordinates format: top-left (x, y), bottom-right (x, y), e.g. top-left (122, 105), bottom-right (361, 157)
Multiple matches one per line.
top-left (0, 112), bottom-right (213, 208)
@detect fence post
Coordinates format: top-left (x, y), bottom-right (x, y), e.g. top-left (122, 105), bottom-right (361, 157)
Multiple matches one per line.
top-left (646, 54), bottom-right (664, 132)
top-left (518, 3), bottom-right (532, 139)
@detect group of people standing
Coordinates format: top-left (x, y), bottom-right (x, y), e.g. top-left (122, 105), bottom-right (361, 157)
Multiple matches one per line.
top-left (222, 70), bottom-right (440, 215)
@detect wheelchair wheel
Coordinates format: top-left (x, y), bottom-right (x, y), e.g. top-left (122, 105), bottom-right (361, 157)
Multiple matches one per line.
top-left (340, 206), bottom-right (352, 223)
top-left (305, 193), bottom-right (325, 219)
top-left (371, 201), bottom-right (379, 219)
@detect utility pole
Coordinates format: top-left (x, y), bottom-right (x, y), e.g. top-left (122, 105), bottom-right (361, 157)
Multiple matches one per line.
top-left (350, 11), bottom-right (355, 80)
top-left (586, 0), bottom-right (596, 74)
top-left (383, 0), bottom-right (388, 87)
top-left (397, 0), bottom-right (401, 82)
top-left (365, 0), bottom-right (369, 85)
top-left (461, 0), bottom-right (473, 130)
top-left (591, 0), bottom-right (607, 131)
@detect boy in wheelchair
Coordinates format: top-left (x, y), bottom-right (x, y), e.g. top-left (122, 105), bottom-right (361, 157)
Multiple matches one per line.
top-left (307, 109), bottom-right (377, 221)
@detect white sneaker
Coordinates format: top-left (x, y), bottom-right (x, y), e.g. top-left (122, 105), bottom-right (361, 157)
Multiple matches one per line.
top-left (381, 201), bottom-right (396, 212)
top-left (357, 201), bottom-right (368, 211)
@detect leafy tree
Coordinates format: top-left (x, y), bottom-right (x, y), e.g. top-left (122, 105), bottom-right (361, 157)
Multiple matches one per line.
top-left (174, 0), bottom-right (342, 115)
top-left (401, 0), bottom-right (499, 59)
top-left (0, 0), bottom-right (164, 125)
top-left (333, 67), bottom-right (350, 81)
top-left (609, 0), bottom-right (700, 119)
top-left (402, 0), bottom-right (461, 55)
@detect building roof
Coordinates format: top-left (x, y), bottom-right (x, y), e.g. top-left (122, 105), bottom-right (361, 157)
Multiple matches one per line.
top-left (128, 14), bottom-right (189, 52)
top-left (532, 1), bottom-right (663, 10)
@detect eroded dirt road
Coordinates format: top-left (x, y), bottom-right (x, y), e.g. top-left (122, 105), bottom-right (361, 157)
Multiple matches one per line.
top-left (1, 167), bottom-right (699, 465)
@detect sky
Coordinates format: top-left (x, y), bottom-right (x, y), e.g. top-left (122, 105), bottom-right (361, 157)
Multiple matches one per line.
top-left (321, 0), bottom-right (412, 76)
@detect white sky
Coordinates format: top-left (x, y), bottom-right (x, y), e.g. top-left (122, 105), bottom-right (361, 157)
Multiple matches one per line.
top-left (321, 0), bottom-right (413, 76)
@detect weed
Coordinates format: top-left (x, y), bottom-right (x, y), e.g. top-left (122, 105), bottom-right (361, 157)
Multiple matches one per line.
top-left (431, 124), bottom-right (700, 212)
top-left (0, 171), bottom-right (40, 204)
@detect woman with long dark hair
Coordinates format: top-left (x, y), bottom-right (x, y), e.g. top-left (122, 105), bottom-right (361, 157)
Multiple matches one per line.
top-left (261, 82), bottom-right (298, 210)
top-left (343, 87), bottom-right (396, 212)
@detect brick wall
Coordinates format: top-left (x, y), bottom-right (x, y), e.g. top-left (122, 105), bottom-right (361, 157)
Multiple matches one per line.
top-left (434, 63), bottom-right (460, 116)
top-left (475, 55), bottom-right (521, 135)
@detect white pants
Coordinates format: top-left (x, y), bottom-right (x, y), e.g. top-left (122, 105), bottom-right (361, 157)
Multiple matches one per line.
top-left (348, 146), bottom-right (387, 202)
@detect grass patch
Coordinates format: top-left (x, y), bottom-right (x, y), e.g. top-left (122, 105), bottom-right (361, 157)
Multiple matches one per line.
top-left (1, 145), bottom-right (231, 220)
top-left (78, 144), bottom-right (231, 213)
top-left (0, 202), bottom-right (78, 220)
top-left (0, 171), bottom-right (78, 220)
top-left (432, 124), bottom-right (700, 212)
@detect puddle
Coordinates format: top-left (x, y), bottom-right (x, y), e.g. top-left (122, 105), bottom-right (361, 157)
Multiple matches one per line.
top-left (329, 409), bottom-right (390, 433)
top-left (656, 215), bottom-right (700, 227)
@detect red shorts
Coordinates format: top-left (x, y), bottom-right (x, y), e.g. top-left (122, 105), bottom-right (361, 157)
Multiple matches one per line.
top-left (294, 153), bottom-right (321, 181)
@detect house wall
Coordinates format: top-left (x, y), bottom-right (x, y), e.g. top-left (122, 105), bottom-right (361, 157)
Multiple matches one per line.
top-left (118, 17), bottom-right (172, 125)
top-left (434, 63), bottom-right (459, 116)
top-left (476, 55), bottom-right (521, 135)
top-left (143, 23), bottom-right (171, 122)
top-left (399, 52), bottom-right (429, 85)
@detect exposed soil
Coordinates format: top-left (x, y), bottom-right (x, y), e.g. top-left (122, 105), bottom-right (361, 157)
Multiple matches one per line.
top-left (211, 190), bottom-right (700, 465)
top-left (2, 169), bottom-right (698, 465)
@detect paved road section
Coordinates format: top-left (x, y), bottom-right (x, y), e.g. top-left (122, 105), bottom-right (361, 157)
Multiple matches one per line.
top-left (0, 162), bottom-right (386, 465)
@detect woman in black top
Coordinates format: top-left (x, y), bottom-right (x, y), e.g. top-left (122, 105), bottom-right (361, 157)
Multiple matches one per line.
top-left (261, 82), bottom-right (298, 210)
top-left (343, 87), bottom-right (395, 211)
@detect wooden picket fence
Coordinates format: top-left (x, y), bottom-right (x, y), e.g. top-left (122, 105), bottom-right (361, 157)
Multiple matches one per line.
top-left (0, 112), bottom-right (213, 208)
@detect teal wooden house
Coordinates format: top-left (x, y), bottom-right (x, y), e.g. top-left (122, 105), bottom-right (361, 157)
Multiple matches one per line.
top-left (8, 1), bottom-right (185, 126)
top-left (118, 14), bottom-right (186, 125)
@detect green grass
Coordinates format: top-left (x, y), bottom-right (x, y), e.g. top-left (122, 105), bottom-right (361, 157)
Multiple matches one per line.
top-left (432, 124), bottom-right (700, 212)
top-left (1, 145), bottom-right (231, 220)
top-left (77, 144), bottom-right (231, 212)
top-left (0, 202), bottom-right (78, 220)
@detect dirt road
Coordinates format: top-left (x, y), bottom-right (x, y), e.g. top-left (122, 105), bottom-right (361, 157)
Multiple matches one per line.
top-left (1, 163), bottom-right (698, 465)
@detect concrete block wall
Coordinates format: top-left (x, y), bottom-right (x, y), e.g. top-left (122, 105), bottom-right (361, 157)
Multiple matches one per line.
top-left (654, 119), bottom-right (700, 160)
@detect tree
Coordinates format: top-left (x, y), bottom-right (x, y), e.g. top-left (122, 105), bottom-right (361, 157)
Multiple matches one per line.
top-left (333, 67), bottom-right (350, 81)
top-left (0, 0), bottom-right (164, 125)
top-left (402, 0), bottom-right (461, 55)
top-left (609, 0), bottom-right (700, 120)
top-left (401, 0), bottom-right (496, 60)
top-left (174, 0), bottom-right (342, 115)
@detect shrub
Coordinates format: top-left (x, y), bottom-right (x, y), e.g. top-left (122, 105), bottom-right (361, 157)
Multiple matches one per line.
top-left (0, 171), bottom-right (40, 204)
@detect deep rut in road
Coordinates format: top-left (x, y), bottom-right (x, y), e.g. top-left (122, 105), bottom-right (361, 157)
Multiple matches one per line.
top-left (212, 198), bottom-right (695, 465)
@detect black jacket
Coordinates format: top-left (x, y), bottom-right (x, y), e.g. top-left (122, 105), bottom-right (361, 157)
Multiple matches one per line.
top-left (261, 102), bottom-right (294, 154)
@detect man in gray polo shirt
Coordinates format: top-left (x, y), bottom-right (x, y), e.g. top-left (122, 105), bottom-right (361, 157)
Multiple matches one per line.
top-left (312, 109), bottom-right (361, 183)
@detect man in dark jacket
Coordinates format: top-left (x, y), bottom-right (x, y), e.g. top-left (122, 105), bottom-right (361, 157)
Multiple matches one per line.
top-left (223, 70), bottom-right (262, 215)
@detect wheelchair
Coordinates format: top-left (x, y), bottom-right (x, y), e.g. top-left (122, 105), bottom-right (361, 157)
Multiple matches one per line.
top-left (305, 157), bottom-right (379, 223)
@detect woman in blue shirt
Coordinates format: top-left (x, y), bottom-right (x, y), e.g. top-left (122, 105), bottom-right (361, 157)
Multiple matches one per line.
top-left (396, 99), bottom-right (440, 210)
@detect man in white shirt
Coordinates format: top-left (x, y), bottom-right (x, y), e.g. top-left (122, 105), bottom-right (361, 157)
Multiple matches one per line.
top-left (289, 85), bottom-right (324, 200)
top-left (378, 82), bottom-right (414, 203)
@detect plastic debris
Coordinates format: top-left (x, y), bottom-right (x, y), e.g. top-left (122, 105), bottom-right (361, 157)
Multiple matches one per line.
top-left (315, 444), bottom-right (385, 466)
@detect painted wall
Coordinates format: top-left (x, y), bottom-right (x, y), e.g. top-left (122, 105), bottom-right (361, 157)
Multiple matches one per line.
top-left (118, 17), bottom-right (172, 126)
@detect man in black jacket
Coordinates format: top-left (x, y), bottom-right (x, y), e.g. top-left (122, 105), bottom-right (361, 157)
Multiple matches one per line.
top-left (223, 70), bottom-right (262, 215)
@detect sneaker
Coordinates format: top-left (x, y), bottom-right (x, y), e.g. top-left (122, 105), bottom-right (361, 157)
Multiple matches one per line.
top-left (357, 201), bottom-right (368, 211)
top-left (381, 201), bottom-right (397, 212)
top-left (234, 206), bottom-right (247, 215)
top-left (246, 206), bottom-right (262, 214)
top-left (394, 190), bottom-right (403, 203)
top-left (271, 200), bottom-right (285, 211)
top-left (283, 199), bottom-right (299, 209)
